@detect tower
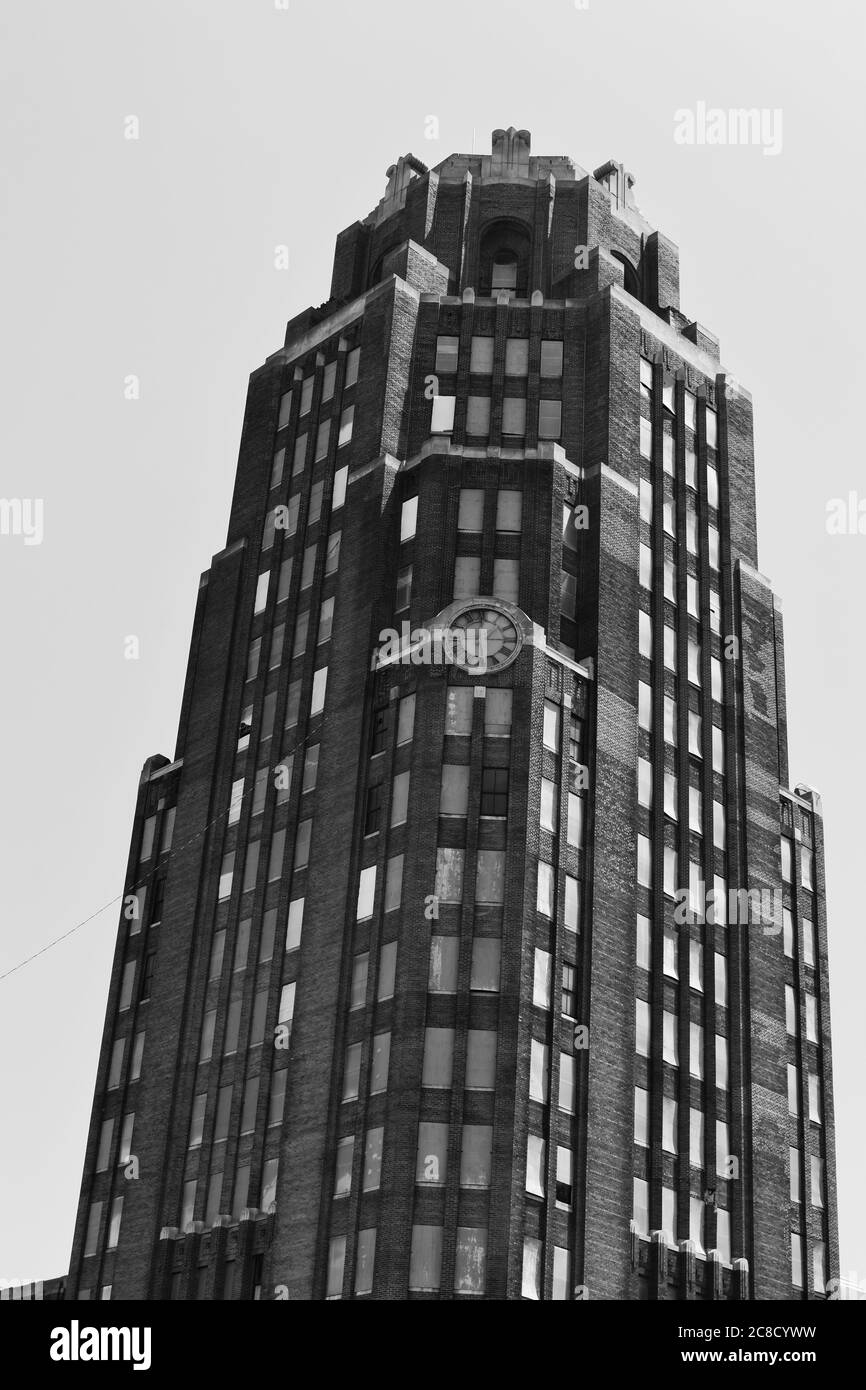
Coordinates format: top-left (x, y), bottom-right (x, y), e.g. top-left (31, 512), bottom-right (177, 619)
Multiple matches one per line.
top-left (66, 128), bottom-right (837, 1301)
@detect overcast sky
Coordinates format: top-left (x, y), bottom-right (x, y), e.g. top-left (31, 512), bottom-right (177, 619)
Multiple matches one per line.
top-left (1, 0), bottom-right (864, 1291)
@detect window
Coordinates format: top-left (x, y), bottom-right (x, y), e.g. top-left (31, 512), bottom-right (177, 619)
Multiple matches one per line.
top-left (369, 1028), bottom-right (389, 1089)
top-left (117, 959), bottom-right (136, 1013)
top-left (637, 834), bottom-right (652, 888)
top-left (522, 1237), bottom-right (542, 1300)
top-left (286, 897), bottom-right (304, 952)
top-left (530, 1039), bottom-right (549, 1103)
top-left (791, 1233), bottom-right (803, 1289)
top-left (638, 756), bottom-right (652, 808)
top-left (400, 495), bottom-right (418, 542)
top-left (787, 1063), bottom-right (800, 1116)
top-left (363, 1129), bottom-right (384, 1193)
top-left (636, 914), bottom-right (651, 971)
top-left (538, 399), bottom-right (562, 439)
top-left (466, 395), bottom-right (491, 436)
top-left (559, 1052), bottom-right (576, 1114)
top-left (460, 1125), bottom-right (493, 1189)
top-left (663, 1096), bottom-right (677, 1153)
top-left (716, 1034), bottom-right (729, 1091)
top-left (326, 1237), bottom-right (346, 1300)
top-left (470, 336), bottom-right (494, 373)
top-left (663, 924), bottom-right (678, 978)
top-left (466, 1030), bottom-right (497, 1089)
top-left (639, 475), bottom-right (653, 522)
top-left (540, 340), bottom-right (563, 377)
top-left (416, 1121), bottom-right (448, 1186)
top-left (811, 1155), bottom-right (824, 1208)
top-left (789, 1145), bottom-right (800, 1200)
top-left (689, 710), bottom-right (702, 755)
top-left (277, 389), bottom-right (292, 430)
top-left (640, 416), bottom-right (652, 460)
top-left (661, 1187), bottom-right (677, 1247)
top-left (808, 1072), bottom-right (822, 1123)
top-left (638, 680), bottom-right (652, 730)
top-left (505, 338), bottom-right (529, 376)
top-left (431, 394), bottom-right (455, 433)
top-left (292, 434), bottom-right (307, 476)
top-left (633, 1177), bottom-right (649, 1236)
top-left (561, 878), bottom-right (583, 934)
top-left (396, 565), bottom-right (412, 611)
top-left (338, 405), bottom-right (354, 447)
top-left (409, 1227), bottom-right (442, 1292)
top-left (634, 1087), bottom-right (649, 1147)
top-left (198, 1008), bottom-right (216, 1064)
top-left (441, 763), bottom-right (470, 816)
top-left (382, 855), bottom-right (403, 914)
top-left (315, 419), bottom-right (330, 462)
top-left (536, 861), bottom-right (554, 916)
top-left (254, 571), bottom-right (269, 615)
top-left (663, 1010), bottom-right (679, 1066)
top-left (357, 865), bottom-right (376, 920)
top-left (485, 689), bottom-right (512, 735)
top-left (84, 1202), bottom-right (102, 1258)
top-left (435, 335), bottom-right (459, 373)
top-left (139, 951), bottom-right (155, 1002)
top-left (457, 488), bottom-right (484, 532)
top-left (325, 532), bottom-right (341, 575)
top-left (533, 949), bottom-right (552, 1009)
top-left (502, 397), bottom-right (526, 437)
top-left (343, 1043), bottom-right (362, 1101)
top-left (435, 847), bottom-right (464, 903)
top-left (344, 346), bottom-right (360, 388)
top-left (561, 963), bottom-right (576, 1017)
top-left (107, 1196), bottom-right (123, 1249)
top-left (786, 984), bottom-right (798, 1035)
top-left (454, 555), bottom-right (481, 598)
top-left (332, 465), bottom-right (347, 512)
top-left (294, 818), bottom-right (312, 869)
top-left (96, 1119), bottom-right (114, 1172)
top-left (422, 1027), bottom-right (454, 1088)
top-left (526, 1134), bottom-right (546, 1197)
top-left (690, 1108), bottom-right (704, 1167)
top-left (639, 610), bottom-right (652, 658)
top-left (639, 544), bottom-right (652, 591)
top-left (715, 952), bottom-right (728, 1008)
top-left (470, 938), bottom-right (500, 993)
top-left (429, 936), bottom-right (458, 994)
top-left (334, 1136), bottom-right (354, 1198)
top-left (321, 361), bottom-right (337, 402)
top-left (377, 941), bottom-right (397, 1001)
top-left (442, 688), bottom-right (473, 738)
top-left (311, 667), bottom-right (328, 715)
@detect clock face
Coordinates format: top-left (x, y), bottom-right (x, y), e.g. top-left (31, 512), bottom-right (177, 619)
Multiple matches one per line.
top-left (450, 605), bottom-right (522, 673)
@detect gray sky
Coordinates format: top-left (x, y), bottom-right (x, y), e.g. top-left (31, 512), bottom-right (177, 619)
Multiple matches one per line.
top-left (2, 0), bottom-right (864, 1291)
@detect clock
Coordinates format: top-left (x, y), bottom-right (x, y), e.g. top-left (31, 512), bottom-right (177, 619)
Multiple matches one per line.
top-left (449, 603), bottom-right (522, 674)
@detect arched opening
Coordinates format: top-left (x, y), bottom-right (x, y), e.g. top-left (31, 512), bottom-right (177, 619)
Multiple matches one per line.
top-left (611, 250), bottom-right (642, 302)
top-left (479, 220), bottom-right (531, 297)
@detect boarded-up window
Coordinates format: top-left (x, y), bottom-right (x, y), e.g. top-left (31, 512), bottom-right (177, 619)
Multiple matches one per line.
top-left (409, 1226), bottom-right (442, 1291)
top-left (429, 936), bottom-right (459, 993)
top-left (422, 1028), bottom-right (454, 1088)
top-left (454, 1228), bottom-right (486, 1295)
top-left (416, 1122), bottom-right (448, 1185)
top-left (435, 848), bottom-right (464, 903)
top-left (459, 1126), bottom-right (492, 1188)
top-left (475, 850), bottom-right (505, 904)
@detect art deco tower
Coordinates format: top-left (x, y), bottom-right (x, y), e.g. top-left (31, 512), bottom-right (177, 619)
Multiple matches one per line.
top-left (67, 128), bottom-right (837, 1301)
